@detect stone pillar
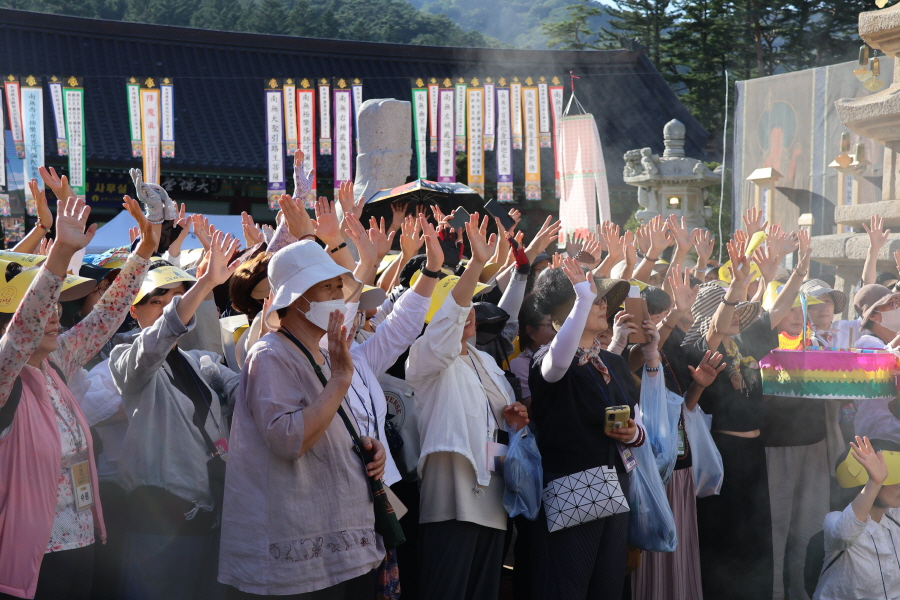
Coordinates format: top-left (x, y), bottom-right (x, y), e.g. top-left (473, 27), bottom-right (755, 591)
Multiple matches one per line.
top-left (884, 141), bottom-right (900, 201)
top-left (353, 99), bottom-right (413, 202)
top-left (834, 265), bottom-right (861, 320)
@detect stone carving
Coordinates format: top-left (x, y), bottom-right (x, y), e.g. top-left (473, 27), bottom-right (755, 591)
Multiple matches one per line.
top-left (624, 149), bottom-right (642, 177)
top-left (640, 148), bottom-right (659, 176)
top-left (353, 98), bottom-right (414, 202)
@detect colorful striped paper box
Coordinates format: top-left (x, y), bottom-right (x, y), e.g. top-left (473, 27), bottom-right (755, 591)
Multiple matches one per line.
top-left (760, 350), bottom-right (898, 400)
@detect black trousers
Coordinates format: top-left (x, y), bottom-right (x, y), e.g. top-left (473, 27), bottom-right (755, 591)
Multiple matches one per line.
top-left (697, 433), bottom-right (773, 600)
top-left (391, 479), bottom-right (421, 600)
top-left (224, 573), bottom-right (374, 600)
top-left (0, 545), bottom-right (94, 600)
top-left (418, 520), bottom-right (505, 600)
top-left (91, 482), bottom-right (128, 600)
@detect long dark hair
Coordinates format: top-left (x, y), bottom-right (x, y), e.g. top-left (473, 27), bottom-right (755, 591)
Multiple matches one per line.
top-left (518, 295), bottom-right (548, 351)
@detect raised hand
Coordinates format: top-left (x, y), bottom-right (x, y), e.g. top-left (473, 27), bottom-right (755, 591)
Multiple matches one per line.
top-left (389, 201), bottom-right (408, 232)
top-left (863, 214), bottom-right (890, 251)
top-left (327, 308), bottom-right (354, 380)
top-left (38, 166), bottom-right (75, 204)
top-left (279, 193), bottom-right (315, 241)
top-left (28, 178), bottom-right (53, 231)
top-left (647, 215), bottom-right (672, 258)
top-left (742, 206), bottom-right (768, 236)
top-left (241, 211), bottom-right (263, 247)
top-left (561, 255), bottom-right (593, 290)
top-left (576, 237), bottom-right (603, 269)
top-left (344, 213), bottom-right (377, 267)
top-left (465, 213), bottom-right (497, 264)
top-left (668, 265), bottom-right (696, 313)
top-left (167, 203), bottom-right (191, 256)
top-left (123, 195), bottom-right (161, 260)
top-left (726, 237), bottom-right (750, 288)
top-left (850, 436), bottom-right (888, 485)
top-left (634, 224), bottom-right (650, 257)
top-left (199, 229), bottom-right (241, 287)
top-left (292, 149), bottom-right (314, 201)
top-left (667, 214), bottom-right (692, 249)
top-left (314, 197), bottom-right (344, 248)
top-left (190, 214), bottom-right (212, 250)
top-left (420, 215), bottom-right (443, 273)
top-left (368, 216), bottom-right (395, 261)
top-left (508, 208), bottom-right (522, 233)
top-left (526, 215), bottom-right (563, 262)
top-left (623, 230), bottom-right (637, 266)
top-left (336, 180), bottom-right (364, 219)
top-left (688, 350), bottom-right (726, 388)
top-left (37, 237), bottom-right (54, 256)
top-left (54, 196), bottom-right (97, 251)
top-left (129, 227), bottom-right (139, 244)
top-left (399, 214), bottom-right (424, 256)
top-left (751, 245), bottom-right (780, 283)
top-left (692, 229), bottom-right (714, 264)
top-left (796, 229), bottom-right (812, 273)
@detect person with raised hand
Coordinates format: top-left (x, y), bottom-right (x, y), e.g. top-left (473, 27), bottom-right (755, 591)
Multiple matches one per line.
top-left (407, 212), bottom-right (528, 600)
top-left (12, 178), bottom-right (55, 255)
top-left (219, 217), bottom-right (443, 598)
top-left (110, 227), bottom-right (241, 600)
top-left (0, 195), bottom-right (154, 600)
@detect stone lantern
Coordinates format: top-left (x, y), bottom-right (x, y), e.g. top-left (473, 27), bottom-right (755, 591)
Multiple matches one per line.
top-left (623, 119), bottom-right (720, 229)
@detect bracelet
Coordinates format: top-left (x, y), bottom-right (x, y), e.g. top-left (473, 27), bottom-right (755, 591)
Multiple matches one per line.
top-left (646, 254), bottom-right (659, 262)
top-left (645, 366), bottom-right (660, 373)
top-left (723, 299), bottom-right (739, 306)
top-left (35, 221), bottom-right (47, 230)
top-left (329, 242), bottom-right (347, 254)
top-left (794, 268), bottom-right (808, 277)
top-left (420, 266), bottom-right (441, 279)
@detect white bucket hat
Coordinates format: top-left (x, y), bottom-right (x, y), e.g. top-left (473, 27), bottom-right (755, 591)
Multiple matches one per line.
top-left (265, 240), bottom-right (350, 329)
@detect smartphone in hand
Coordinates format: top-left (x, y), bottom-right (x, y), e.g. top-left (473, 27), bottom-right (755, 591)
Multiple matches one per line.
top-left (484, 199), bottom-right (515, 229)
top-left (447, 207), bottom-right (470, 230)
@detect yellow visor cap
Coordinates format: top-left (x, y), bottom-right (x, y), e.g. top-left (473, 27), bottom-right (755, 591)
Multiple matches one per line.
top-left (718, 260), bottom-right (762, 284)
top-left (0, 250), bottom-right (47, 268)
top-left (420, 274), bottom-right (491, 323)
top-left (762, 282), bottom-right (823, 312)
top-left (0, 262), bottom-right (96, 313)
top-left (836, 449), bottom-right (900, 488)
top-left (134, 265), bottom-right (197, 305)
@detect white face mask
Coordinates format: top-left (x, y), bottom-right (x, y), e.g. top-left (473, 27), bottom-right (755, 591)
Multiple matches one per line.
top-left (297, 296), bottom-right (346, 330)
top-left (880, 308), bottom-right (900, 333)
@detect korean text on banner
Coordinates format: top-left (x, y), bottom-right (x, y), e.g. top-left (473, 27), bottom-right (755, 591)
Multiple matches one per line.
top-left (438, 83), bottom-right (456, 183)
top-left (21, 77), bottom-right (45, 215)
top-left (412, 80), bottom-right (429, 179)
top-left (333, 83), bottom-right (354, 196)
top-left (283, 79), bottom-right (298, 155)
top-left (318, 79), bottom-right (331, 155)
top-left (455, 78), bottom-right (467, 153)
top-left (511, 77), bottom-right (523, 150)
top-left (63, 78), bottom-right (86, 196)
top-left (538, 77), bottom-right (551, 148)
top-left (160, 78), bottom-right (175, 158)
top-left (265, 80), bottom-right (285, 210)
top-left (428, 78), bottom-right (439, 153)
top-left (467, 84), bottom-right (485, 196)
top-left (5, 76), bottom-right (24, 158)
top-left (126, 77), bottom-right (142, 157)
top-left (549, 79), bottom-right (565, 198)
top-left (523, 84), bottom-right (541, 201)
top-left (48, 76), bottom-right (68, 156)
top-left (483, 77), bottom-right (495, 152)
top-left (140, 80), bottom-right (161, 186)
top-left (352, 78), bottom-right (363, 153)
top-left (496, 81), bottom-right (513, 202)
top-left (296, 80), bottom-right (317, 209)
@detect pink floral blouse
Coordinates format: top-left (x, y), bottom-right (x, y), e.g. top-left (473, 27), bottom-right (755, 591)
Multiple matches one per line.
top-left (0, 254), bottom-right (150, 553)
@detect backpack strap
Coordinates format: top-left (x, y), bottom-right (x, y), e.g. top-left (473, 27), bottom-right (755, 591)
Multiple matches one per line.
top-left (0, 361), bottom-right (66, 432)
top-left (821, 550), bottom-right (845, 576)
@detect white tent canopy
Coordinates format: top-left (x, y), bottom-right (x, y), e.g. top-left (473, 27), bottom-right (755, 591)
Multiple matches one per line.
top-left (86, 211), bottom-right (245, 255)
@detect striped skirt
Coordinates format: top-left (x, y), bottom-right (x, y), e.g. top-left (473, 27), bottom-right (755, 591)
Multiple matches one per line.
top-left (631, 467), bottom-right (703, 600)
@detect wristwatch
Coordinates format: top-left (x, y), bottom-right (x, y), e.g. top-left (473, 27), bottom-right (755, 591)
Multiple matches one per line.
top-left (420, 266), bottom-right (441, 279)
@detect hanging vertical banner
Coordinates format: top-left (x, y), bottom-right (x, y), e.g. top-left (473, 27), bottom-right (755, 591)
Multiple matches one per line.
top-left (454, 77), bottom-right (467, 153)
top-left (411, 79), bottom-right (429, 180)
top-left (126, 77), bottom-right (142, 157)
top-left (523, 83), bottom-right (541, 201)
top-left (48, 76), bottom-right (68, 156)
top-left (428, 78), bottom-right (439, 153)
top-left (496, 80), bottom-right (513, 202)
top-left (265, 78), bottom-right (285, 210)
top-left (466, 82), bottom-right (485, 196)
top-left (510, 76), bottom-right (523, 150)
top-left (538, 76), bottom-right (552, 148)
top-left (296, 78), bottom-right (317, 208)
top-left (0, 89), bottom-right (6, 188)
top-left (333, 80), bottom-right (353, 196)
top-left (5, 76), bottom-right (24, 159)
top-left (438, 83), bottom-right (456, 183)
top-left (283, 78), bottom-right (298, 155)
top-left (21, 76), bottom-right (44, 214)
top-left (140, 78), bottom-right (161, 186)
top-left (318, 78), bottom-right (332, 155)
top-left (351, 78), bottom-right (363, 153)
top-left (63, 77), bottom-right (86, 196)
top-left (483, 77), bottom-right (495, 152)
top-left (160, 77), bottom-right (175, 158)
top-left (549, 77), bottom-right (565, 198)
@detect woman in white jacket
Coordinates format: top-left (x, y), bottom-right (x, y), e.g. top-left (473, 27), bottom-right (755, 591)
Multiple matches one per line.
top-left (406, 214), bottom-right (529, 600)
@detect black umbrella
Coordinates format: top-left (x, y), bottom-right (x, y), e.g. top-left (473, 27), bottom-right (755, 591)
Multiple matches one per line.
top-left (362, 179), bottom-right (485, 222)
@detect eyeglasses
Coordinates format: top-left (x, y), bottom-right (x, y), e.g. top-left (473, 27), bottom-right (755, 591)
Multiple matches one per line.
top-left (55, 303), bottom-right (63, 318)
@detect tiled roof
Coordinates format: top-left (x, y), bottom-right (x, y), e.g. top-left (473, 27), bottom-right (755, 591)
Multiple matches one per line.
top-left (0, 8), bottom-right (711, 186)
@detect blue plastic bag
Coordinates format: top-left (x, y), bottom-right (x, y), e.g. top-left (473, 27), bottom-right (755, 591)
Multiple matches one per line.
top-left (683, 404), bottom-right (724, 497)
top-left (503, 426), bottom-right (543, 520)
top-left (639, 368), bottom-right (681, 483)
top-left (627, 436), bottom-right (678, 552)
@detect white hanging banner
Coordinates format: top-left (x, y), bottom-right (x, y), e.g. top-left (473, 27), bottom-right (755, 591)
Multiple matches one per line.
top-left (428, 78), bottom-right (439, 153)
top-left (496, 82), bottom-right (513, 202)
top-left (296, 80), bottom-right (317, 209)
top-left (454, 78), bottom-right (466, 152)
top-left (523, 84), bottom-right (541, 201)
top-left (510, 76), bottom-right (523, 150)
top-left (438, 86), bottom-right (455, 183)
top-left (351, 78), bottom-right (363, 153)
top-left (48, 76), bottom-right (68, 156)
top-left (483, 77), bottom-right (495, 151)
top-left (412, 80), bottom-right (429, 180)
top-left (265, 79), bottom-right (285, 210)
top-left (21, 77), bottom-right (44, 214)
top-left (63, 78), bottom-right (86, 196)
top-left (160, 77), bottom-right (175, 158)
top-left (4, 76), bottom-right (24, 158)
top-left (126, 77), bottom-right (142, 157)
top-left (140, 79), bottom-right (161, 186)
top-left (318, 79), bottom-right (331, 155)
top-left (467, 85), bottom-right (484, 196)
top-left (549, 80), bottom-right (565, 198)
top-left (333, 84), bottom-right (353, 196)
top-left (283, 79), bottom-right (298, 155)
top-left (538, 77), bottom-right (551, 148)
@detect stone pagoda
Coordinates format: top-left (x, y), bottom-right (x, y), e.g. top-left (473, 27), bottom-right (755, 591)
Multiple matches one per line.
top-left (623, 119), bottom-right (720, 229)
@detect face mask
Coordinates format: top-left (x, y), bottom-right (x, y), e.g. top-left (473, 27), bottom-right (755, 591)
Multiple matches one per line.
top-left (881, 308), bottom-right (900, 333)
top-left (297, 296), bottom-right (345, 330)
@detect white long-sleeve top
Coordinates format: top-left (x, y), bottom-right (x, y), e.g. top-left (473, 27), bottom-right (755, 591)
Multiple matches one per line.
top-left (814, 504), bottom-right (900, 600)
top-left (406, 292), bottom-right (515, 487)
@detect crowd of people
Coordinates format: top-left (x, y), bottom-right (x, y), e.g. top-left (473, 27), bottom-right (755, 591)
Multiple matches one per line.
top-left (2, 153), bottom-right (900, 600)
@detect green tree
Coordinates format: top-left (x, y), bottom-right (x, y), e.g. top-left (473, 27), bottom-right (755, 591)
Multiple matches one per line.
top-left (190, 0), bottom-right (246, 30)
top-left (124, 0), bottom-right (200, 26)
top-left (244, 0), bottom-right (291, 34)
top-left (599, 0), bottom-right (677, 67)
top-left (542, 0), bottom-right (605, 49)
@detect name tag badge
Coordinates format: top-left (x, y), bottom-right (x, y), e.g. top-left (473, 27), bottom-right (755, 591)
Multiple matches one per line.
top-left (214, 437), bottom-right (229, 462)
top-left (617, 443), bottom-right (638, 473)
top-left (677, 427), bottom-right (686, 457)
top-left (70, 461), bottom-right (94, 511)
top-left (486, 440), bottom-right (509, 473)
